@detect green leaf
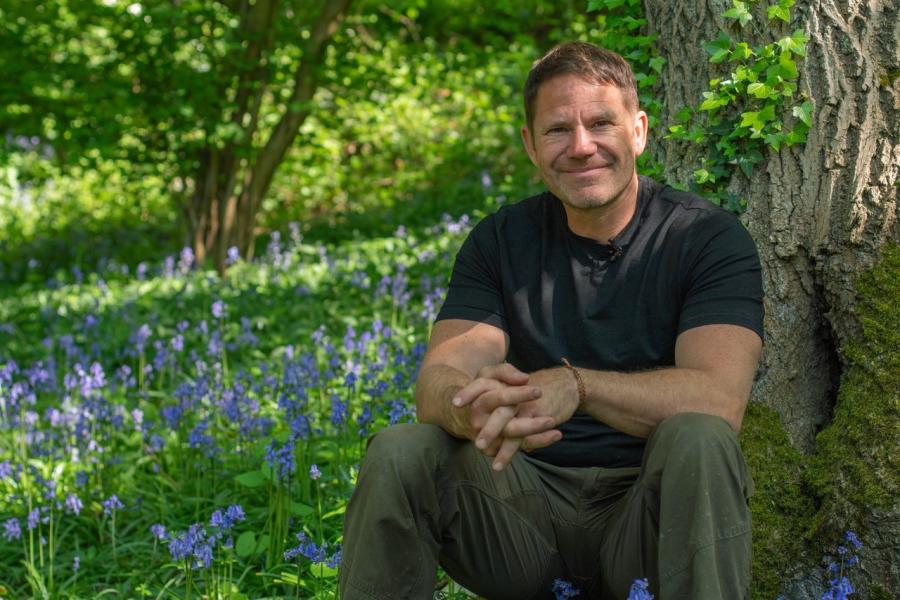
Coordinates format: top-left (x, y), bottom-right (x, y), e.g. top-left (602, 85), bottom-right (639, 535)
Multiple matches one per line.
top-left (723, 1), bottom-right (753, 26)
top-left (730, 42), bottom-right (752, 61)
top-left (703, 32), bottom-right (732, 64)
top-left (792, 101), bottom-right (812, 126)
top-left (235, 470), bottom-right (267, 488)
top-left (235, 531), bottom-right (257, 558)
top-left (758, 103), bottom-right (777, 123)
top-left (694, 168), bottom-right (712, 184)
top-left (649, 56), bottom-right (666, 73)
top-left (778, 52), bottom-right (799, 79)
top-left (740, 110), bottom-right (760, 129)
top-left (747, 82), bottom-right (770, 99)
top-left (289, 502), bottom-right (315, 517)
top-left (767, 5), bottom-right (790, 22)
top-left (311, 563), bottom-right (339, 579)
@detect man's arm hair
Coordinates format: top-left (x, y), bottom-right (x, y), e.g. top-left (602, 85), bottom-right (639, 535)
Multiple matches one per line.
top-left (577, 323), bottom-right (761, 436)
top-left (414, 319), bottom-right (511, 440)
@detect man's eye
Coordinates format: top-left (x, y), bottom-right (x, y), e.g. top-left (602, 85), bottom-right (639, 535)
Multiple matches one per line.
top-left (591, 121), bottom-right (610, 129)
top-left (546, 127), bottom-right (566, 134)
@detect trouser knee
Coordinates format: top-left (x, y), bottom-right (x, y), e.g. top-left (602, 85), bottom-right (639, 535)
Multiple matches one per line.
top-left (360, 422), bottom-right (457, 488)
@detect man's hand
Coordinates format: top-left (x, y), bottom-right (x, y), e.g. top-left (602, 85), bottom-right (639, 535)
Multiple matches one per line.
top-left (453, 364), bottom-right (576, 470)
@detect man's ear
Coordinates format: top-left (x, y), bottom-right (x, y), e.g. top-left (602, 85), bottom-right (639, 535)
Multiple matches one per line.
top-left (520, 125), bottom-right (538, 167)
top-left (633, 110), bottom-right (649, 157)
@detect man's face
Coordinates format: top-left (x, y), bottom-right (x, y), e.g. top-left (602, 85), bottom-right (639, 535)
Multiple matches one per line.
top-left (521, 75), bottom-right (648, 211)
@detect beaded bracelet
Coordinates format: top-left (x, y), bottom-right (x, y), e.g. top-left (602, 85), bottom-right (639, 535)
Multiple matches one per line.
top-left (561, 357), bottom-right (586, 409)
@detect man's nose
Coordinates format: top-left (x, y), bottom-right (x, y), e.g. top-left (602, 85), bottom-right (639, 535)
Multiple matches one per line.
top-left (567, 126), bottom-right (595, 158)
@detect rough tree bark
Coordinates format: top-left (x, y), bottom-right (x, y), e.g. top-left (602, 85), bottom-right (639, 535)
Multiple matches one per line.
top-left (185, 0), bottom-right (352, 274)
top-left (643, 0), bottom-right (898, 594)
top-left (643, 0), bottom-right (898, 445)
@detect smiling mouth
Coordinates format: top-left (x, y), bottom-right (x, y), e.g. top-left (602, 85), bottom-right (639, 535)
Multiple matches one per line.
top-left (563, 166), bottom-right (608, 174)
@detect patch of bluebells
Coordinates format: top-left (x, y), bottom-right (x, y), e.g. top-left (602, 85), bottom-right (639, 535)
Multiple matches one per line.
top-left (820, 531), bottom-right (862, 600)
top-left (0, 217), bottom-right (475, 595)
top-left (283, 531), bottom-right (341, 569)
top-left (156, 504), bottom-right (245, 569)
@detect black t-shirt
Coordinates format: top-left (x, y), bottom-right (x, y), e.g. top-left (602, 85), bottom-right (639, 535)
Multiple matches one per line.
top-left (435, 176), bottom-right (764, 468)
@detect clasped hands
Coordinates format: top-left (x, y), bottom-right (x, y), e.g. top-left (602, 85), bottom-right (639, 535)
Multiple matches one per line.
top-left (451, 363), bottom-right (580, 471)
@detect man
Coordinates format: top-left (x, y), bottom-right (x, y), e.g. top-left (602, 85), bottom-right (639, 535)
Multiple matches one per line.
top-left (339, 42), bottom-right (763, 599)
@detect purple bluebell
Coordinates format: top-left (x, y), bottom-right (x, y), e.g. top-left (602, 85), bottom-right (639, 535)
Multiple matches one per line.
top-left (102, 495), bottom-right (123, 515)
top-left (211, 300), bottom-right (227, 319)
top-left (226, 246), bottom-right (241, 265)
top-left (551, 578), bottom-right (580, 599)
top-left (73, 555), bottom-right (80, 573)
top-left (626, 578), bottom-right (653, 600)
top-left (2, 518), bottom-right (21, 541)
top-left (65, 493), bottom-right (83, 515)
top-left (151, 524), bottom-right (168, 541)
top-left (27, 508), bottom-right (41, 531)
top-left (309, 464), bottom-right (321, 480)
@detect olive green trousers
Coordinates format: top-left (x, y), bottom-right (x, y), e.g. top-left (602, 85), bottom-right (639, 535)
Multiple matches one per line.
top-left (339, 412), bottom-right (753, 600)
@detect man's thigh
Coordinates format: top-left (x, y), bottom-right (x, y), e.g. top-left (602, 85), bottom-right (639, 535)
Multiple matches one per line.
top-left (437, 441), bottom-right (575, 600)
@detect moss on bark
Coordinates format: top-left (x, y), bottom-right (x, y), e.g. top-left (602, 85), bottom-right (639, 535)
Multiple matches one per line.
top-left (742, 243), bottom-right (899, 598)
top-left (807, 243), bottom-right (900, 529)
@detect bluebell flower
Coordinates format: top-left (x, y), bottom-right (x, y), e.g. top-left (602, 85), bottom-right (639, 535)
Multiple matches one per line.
top-left (27, 508), bottom-right (40, 530)
top-left (102, 495), bottom-right (123, 515)
top-left (0, 460), bottom-right (12, 479)
top-left (844, 530), bottom-right (862, 550)
top-left (3, 518), bottom-right (21, 541)
top-left (331, 396), bottom-right (349, 428)
top-left (151, 524), bottom-right (168, 541)
top-left (309, 464), bottom-right (321, 480)
top-left (226, 246), bottom-right (240, 265)
top-left (551, 578), bottom-right (580, 599)
top-left (73, 555), bottom-right (80, 573)
top-left (65, 493), bottom-right (83, 515)
top-left (212, 300), bottom-right (227, 319)
top-left (626, 578), bottom-right (654, 600)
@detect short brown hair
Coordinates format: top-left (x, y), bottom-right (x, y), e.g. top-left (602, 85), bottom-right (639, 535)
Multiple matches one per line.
top-left (524, 42), bottom-right (639, 132)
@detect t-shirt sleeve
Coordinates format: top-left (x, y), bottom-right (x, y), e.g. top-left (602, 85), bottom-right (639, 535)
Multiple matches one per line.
top-left (435, 215), bottom-right (508, 331)
top-left (678, 212), bottom-right (764, 341)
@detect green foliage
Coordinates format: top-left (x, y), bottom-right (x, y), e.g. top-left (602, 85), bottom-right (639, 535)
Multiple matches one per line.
top-left (664, 0), bottom-right (809, 211)
top-left (0, 150), bottom-right (179, 282)
top-left (586, 0), bottom-right (665, 180)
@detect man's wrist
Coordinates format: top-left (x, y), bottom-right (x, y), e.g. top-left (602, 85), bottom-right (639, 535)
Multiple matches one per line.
top-left (561, 358), bottom-right (586, 410)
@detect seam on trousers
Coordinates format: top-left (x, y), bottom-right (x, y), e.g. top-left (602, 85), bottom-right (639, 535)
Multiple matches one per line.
top-left (659, 522), bottom-right (751, 580)
top-left (449, 481), bottom-right (556, 546)
top-left (446, 481), bottom-right (559, 597)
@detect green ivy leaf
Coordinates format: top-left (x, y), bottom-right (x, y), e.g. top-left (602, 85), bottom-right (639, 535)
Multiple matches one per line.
top-left (703, 32), bottom-right (732, 64)
top-left (790, 29), bottom-right (808, 56)
top-left (649, 56), bottom-right (666, 73)
top-left (767, 5), bottom-right (790, 22)
top-left (730, 42), bottom-right (752, 61)
top-left (747, 82), bottom-right (770, 99)
top-left (792, 101), bottom-right (813, 126)
top-left (694, 168), bottom-right (713, 184)
top-left (723, 1), bottom-right (753, 27)
top-left (778, 52), bottom-right (799, 79)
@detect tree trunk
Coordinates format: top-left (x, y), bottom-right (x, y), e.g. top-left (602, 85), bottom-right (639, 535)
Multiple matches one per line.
top-left (643, 0), bottom-right (898, 447)
top-left (644, 0), bottom-right (898, 594)
top-left (185, 0), bottom-right (352, 274)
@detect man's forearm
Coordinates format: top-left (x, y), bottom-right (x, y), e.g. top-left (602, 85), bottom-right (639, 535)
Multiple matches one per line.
top-left (575, 366), bottom-right (746, 437)
top-left (415, 363), bottom-right (474, 440)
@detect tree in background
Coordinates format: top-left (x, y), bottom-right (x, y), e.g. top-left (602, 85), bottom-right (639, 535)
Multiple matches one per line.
top-left (1, 0), bottom-right (351, 273)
